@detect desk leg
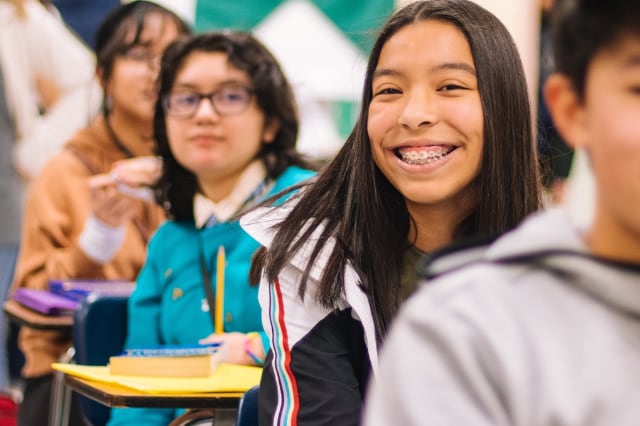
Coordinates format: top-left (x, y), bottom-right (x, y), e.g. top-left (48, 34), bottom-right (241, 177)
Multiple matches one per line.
top-left (49, 346), bottom-right (76, 426)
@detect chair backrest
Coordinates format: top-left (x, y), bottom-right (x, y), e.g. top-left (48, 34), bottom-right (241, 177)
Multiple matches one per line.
top-left (0, 243), bottom-right (20, 390)
top-left (236, 385), bottom-right (259, 426)
top-left (72, 295), bottom-right (129, 426)
top-left (0, 244), bottom-right (18, 300)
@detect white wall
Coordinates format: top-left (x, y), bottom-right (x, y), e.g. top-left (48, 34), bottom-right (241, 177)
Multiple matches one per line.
top-left (470, 0), bottom-right (539, 107)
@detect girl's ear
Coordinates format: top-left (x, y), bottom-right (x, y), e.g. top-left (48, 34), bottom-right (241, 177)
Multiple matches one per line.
top-left (262, 118), bottom-right (280, 144)
top-left (544, 74), bottom-right (589, 150)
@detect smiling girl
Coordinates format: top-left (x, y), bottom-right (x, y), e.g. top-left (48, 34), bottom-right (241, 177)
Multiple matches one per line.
top-left (240, 0), bottom-right (542, 424)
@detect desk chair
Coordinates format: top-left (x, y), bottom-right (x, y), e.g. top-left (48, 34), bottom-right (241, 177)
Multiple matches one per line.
top-left (0, 243), bottom-right (19, 423)
top-left (72, 295), bottom-right (129, 426)
top-left (0, 243), bottom-right (19, 390)
top-left (236, 386), bottom-right (258, 426)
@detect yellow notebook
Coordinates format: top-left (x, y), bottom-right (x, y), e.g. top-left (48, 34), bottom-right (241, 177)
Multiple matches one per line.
top-left (52, 362), bottom-right (261, 394)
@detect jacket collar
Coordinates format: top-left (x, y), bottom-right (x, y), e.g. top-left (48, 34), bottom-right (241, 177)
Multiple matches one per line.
top-left (241, 205), bottom-right (380, 372)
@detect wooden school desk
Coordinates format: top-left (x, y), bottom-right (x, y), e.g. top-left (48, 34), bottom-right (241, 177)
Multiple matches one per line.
top-left (63, 374), bottom-right (243, 409)
top-left (57, 367), bottom-right (250, 426)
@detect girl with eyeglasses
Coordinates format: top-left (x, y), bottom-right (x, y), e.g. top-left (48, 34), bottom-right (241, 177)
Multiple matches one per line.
top-left (106, 32), bottom-right (315, 426)
top-left (10, 2), bottom-right (188, 424)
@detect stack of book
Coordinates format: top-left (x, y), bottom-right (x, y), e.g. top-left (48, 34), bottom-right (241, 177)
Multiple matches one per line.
top-left (12, 279), bottom-right (135, 316)
top-left (108, 343), bottom-right (226, 377)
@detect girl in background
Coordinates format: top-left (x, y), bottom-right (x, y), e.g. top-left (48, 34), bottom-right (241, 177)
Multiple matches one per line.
top-left (11, 2), bottom-right (189, 424)
top-left (107, 32), bottom-right (315, 426)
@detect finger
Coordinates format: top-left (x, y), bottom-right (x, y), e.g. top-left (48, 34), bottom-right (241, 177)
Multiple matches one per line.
top-left (199, 335), bottom-right (224, 344)
top-left (88, 173), bottom-right (116, 189)
top-left (112, 156), bottom-right (162, 186)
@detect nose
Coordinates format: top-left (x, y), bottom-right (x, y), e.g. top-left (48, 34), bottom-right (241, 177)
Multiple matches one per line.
top-left (398, 90), bottom-right (438, 129)
top-left (194, 96), bottom-right (219, 121)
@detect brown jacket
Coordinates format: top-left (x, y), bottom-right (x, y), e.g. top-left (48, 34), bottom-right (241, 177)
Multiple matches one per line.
top-left (11, 116), bottom-right (165, 377)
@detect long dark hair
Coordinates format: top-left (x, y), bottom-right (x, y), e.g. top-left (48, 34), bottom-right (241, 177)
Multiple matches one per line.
top-left (252, 0), bottom-right (541, 337)
top-left (94, 0), bottom-right (189, 117)
top-left (154, 32), bottom-right (313, 221)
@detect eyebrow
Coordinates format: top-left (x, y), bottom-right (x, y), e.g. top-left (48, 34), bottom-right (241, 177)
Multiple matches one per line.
top-left (432, 62), bottom-right (476, 76)
top-left (621, 54), bottom-right (640, 68)
top-left (372, 62), bottom-right (476, 80)
top-left (172, 79), bottom-right (251, 90)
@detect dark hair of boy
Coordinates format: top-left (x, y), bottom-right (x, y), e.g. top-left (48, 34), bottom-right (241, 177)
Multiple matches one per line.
top-left (551, 0), bottom-right (640, 99)
top-left (252, 0), bottom-right (541, 338)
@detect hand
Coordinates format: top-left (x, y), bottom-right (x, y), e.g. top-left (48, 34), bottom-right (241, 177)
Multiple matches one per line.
top-left (111, 156), bottom-right (162, 188)
top-left (199, 332), bottom-right (260, 365)
top-left (88, 178), bottom-right (138, 227)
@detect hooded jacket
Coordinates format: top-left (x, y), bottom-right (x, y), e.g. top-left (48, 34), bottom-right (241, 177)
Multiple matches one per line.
top-left (241, 204), bottom-right (379, 426)
top-left (365, 208), bottom-right (640, 426)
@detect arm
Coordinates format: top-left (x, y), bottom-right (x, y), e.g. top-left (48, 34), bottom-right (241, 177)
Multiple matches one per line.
top-left (12, 152), bottom-right (106, 292)
top-left (107, 229), bottom-right (177, 426)
top-left (12, 151), bottom-right (147, 378)
top-left (258, 269), bottom-right (368, 426)
top-left (7, 0), bottom-right (100, 179)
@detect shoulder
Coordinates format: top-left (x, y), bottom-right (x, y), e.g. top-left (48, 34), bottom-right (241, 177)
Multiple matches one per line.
top-left (148, 221), bottom-right (196, 249)
top-left (419, 234), bottom-right (499, 280)
top-left (240, 197), bottom-right (300, 248)
top-left (407, 209), bottom-right (586, 329)
top-left (25, 148), bottom-right (92, 203)
top-left (273, 166), bottom-right (315, 189)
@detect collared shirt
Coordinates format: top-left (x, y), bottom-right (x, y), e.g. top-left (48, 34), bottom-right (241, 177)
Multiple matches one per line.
top-left (194, 160), bottom-right (268, 228)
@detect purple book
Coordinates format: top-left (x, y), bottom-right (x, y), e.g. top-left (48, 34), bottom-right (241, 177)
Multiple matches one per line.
top-left (48, 279), bottom-right (135, 302)
top-left (13, 288), bottom-right (79, 315)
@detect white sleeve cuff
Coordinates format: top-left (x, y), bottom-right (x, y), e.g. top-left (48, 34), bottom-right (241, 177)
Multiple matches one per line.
top-left (78, 215), bottom-right (126, 264)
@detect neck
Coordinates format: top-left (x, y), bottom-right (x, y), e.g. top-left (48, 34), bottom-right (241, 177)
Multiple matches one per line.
top-left (105, 111), bottom-right (154, 158)
top-left (586, 206), bottom-right (640, 264)
top-left (198, 174), bottom-right (240, 203)
top-left (406, 201), bottom-right (472, 252)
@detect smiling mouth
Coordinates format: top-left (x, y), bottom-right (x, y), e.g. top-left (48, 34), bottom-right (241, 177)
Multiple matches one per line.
top-left (394, 146), bottom-right (457, 165)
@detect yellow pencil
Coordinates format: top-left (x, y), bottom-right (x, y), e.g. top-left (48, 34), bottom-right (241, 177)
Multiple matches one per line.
top-left (215, 246), bottom-right (225, 334)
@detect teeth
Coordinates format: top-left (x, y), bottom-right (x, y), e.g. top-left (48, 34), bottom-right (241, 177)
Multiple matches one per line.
top-left (399, 149), bottom-right (449, 165)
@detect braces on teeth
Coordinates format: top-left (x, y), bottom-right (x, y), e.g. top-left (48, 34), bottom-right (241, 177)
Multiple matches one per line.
top-left (400, 150), bottom-right (447, 165)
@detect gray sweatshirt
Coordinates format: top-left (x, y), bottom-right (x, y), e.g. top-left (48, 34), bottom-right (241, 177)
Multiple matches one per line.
top-left (365, 208), bottom-right (640, 426)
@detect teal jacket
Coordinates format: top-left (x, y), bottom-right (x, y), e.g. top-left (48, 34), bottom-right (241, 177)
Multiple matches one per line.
top-left (107, 166), bottom-right (314, 426)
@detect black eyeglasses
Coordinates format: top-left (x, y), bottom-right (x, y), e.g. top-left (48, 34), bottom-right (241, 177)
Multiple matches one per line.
top-left (163, 86), bottom-right (254, 118)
